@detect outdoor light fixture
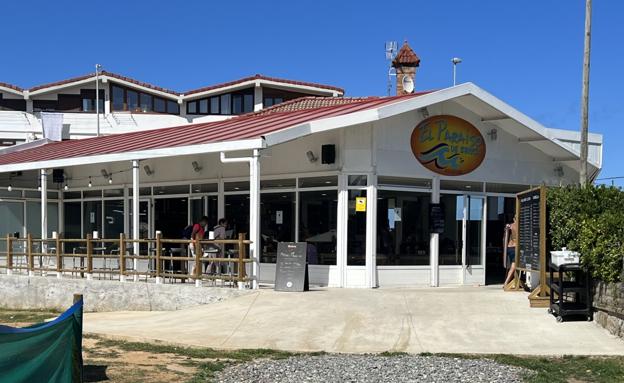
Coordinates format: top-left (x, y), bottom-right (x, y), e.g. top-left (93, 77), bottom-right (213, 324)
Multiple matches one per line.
top-left (192, 161), bottom-right (202, 173)
top-left (64, 184), bottom-right (69, 191)
top-left (452, 57), bottom-right (462, 86)
top-left (419, 107), bottom-right (429, 119)
top-left (487, 128), bottom-right (498, 141)
top-left (100, 169), bottom-right (110, 178)
top-left (37, 183), bottom-right (41, 191)
top-left (143, 165), bottom-right (154, 176)
top-left (554, 166), bottom-right (565, 178)
top-left (108, 177), bottom-right (113, 184)
top-left (306, 150), bottom-right (318, 163)
top-left (7, 184), bottom-right (12, 192)
top-left (88, 177), bottom-right (93, 188)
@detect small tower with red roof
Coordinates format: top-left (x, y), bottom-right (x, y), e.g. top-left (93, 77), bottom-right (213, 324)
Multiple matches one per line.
top-left (391, 41), bottom-right (420, 95)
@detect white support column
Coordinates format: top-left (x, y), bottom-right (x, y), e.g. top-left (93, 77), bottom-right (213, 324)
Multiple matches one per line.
top-left (38, 168), bottom-right (47, 276)
top-left (254, 83), bottom-right (263, 112)
top-left (430, 176), bottom-right (440, 287)
top-left (249, 150), bottom-right (261, 289)
top-left (217, 178), bottom-right (225, 219)
top-left (365, 176), bottom-right (377, 288)
top-left (132, 160), bottom-right (140, 282)
top-left (336, 174), bottom-right (348, 288)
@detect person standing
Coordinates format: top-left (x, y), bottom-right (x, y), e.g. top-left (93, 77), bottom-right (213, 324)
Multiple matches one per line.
top-left (190, 216), bottom-right (209, 276)
top-left (503, 215), bottom-right (518, 288)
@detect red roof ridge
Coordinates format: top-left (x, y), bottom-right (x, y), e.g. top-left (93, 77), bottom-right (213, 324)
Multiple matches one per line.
top-left (0, 82), bottom-right (23, 92)
top-left (246, 95), bottom-right (377, 116)
top-left (184, 74), bottom-right (344, 95)
top-left (28, 71), bottom-right (180, 95)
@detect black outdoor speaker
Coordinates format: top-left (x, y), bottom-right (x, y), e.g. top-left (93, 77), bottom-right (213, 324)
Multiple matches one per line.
top-left (321, 144), bottom-right (335, 164)
top-left (52, 169), bottom-right (65, 183)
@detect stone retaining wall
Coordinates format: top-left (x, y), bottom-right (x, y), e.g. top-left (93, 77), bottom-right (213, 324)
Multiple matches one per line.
top-left (0, 275), bottom-right (250, 312)
top-left (593, 281), bottom-right (624, 338)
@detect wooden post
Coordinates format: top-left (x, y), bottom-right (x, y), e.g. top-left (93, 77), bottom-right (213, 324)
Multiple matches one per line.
top-left (238, 233), bottom-right (246, 285)
top-left (579, 0), bottom-right (592, 186)
top-left (86, 234), bottom-right (93, 279)
top-left (6, 235), bottom-right (12, 275)
top-left (194, 237), bottom-right (201, 285)
top-left (27, 233), bottom-right (34, 276)
top-left (119, 233), bottom-right (126, 280)
top-left (156, 232), bottom-right (162, 283)
top-left (55, 235), bottom-right (61, 278)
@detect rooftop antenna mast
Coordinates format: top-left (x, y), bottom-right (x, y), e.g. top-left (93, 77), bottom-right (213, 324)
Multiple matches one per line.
top-left (385, 41), bottom-right (398, 96)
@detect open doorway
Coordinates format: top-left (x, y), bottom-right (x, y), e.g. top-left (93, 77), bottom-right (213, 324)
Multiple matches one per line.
top-left (485, 196), bottom-right (516, 285)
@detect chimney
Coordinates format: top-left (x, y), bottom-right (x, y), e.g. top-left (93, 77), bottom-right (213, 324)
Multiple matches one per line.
top-left (391, 41), bottom-right (420, 95)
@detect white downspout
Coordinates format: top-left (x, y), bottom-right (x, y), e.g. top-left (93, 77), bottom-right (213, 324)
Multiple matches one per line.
top-left (132, 160), bottom-right (140, 282)
top-left (220, 150), bottom-right (260, 289)
top-left (39, 168), bottom-right (47, 276)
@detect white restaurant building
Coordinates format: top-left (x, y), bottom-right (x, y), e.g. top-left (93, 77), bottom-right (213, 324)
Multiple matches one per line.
top-left (0, 43), bottom-right (603, 288)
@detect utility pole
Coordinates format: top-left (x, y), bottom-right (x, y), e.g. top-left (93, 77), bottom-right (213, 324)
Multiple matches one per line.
top-left (579, 0), bottom-right (592, 186)
top-left (95, 64), bottom-right (102, 137)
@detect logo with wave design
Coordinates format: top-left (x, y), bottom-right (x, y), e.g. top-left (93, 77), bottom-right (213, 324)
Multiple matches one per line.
top-left (410, 115), bottom-right (485, 176)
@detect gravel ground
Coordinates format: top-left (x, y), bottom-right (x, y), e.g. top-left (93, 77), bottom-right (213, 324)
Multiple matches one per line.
top-left (214, 354), bottom-right (531, 383)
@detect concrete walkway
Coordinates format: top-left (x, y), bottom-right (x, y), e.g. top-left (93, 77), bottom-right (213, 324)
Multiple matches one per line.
top-left (84, 285), bottom-right (624, 355)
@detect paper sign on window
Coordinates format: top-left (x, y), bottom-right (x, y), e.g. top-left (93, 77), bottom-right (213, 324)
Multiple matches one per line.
top-left (355, 197), bottom-right (367, 212)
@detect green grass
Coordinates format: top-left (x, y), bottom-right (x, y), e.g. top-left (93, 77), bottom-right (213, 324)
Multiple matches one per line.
top-left (0, 308), bottom-right (59, 325)
top-left (427, 353), bottom-right (624, 383)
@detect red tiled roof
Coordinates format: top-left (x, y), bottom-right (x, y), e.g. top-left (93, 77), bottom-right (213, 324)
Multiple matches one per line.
top-left (0, 82), bottom-right (23, 92)
top-left (392, 42), bottom-right (420, 67)
top-left (184, 74), bottom-right (344, 95)
top-left (29, 71), bottom-right (180, 95)
top-left (20, 72), bottom-right (343, 97)
top-left (0, 92), bottom-right (430, 167)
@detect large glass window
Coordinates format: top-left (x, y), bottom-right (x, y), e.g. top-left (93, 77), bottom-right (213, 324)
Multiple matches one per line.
top-left (260, 193), bottom-right (295, 263)
top-left (300, 190), bottom-right (337, 265)
top-left (225, 194), bottom-right (249, 239)
top-left (377, 191), bottom-right (430, 266)
top-left (0, 201), bottom-right (24, 240)
top-left (112, 86), bottom-right (125, 111)
top-left (232, 94), bottom-right (243, 115)
top-left (140, 93), bottom-right (152, 112)
top-left (154, 97), bottom-right (166, 113)
top-left (83, 201), bottom-right (102, 237)
top-left (126, 90), bottom-right (138, 112)
top-left (210, 97), bottom-right (219, 114)
top-left (243, 94), bottom-right (254, 113)
top-left (486, 196), bottom-right (516, 284)
top-left (167, 100), bottom-right (179, 114)
top-left (199, 99), bottom-right (208, 114)
top-left (63, 202), bottom-right (81, 253)
top-left (187, 101), bottom-right (197, 114)
top-left (26, 202), bottom-right (59, 238)
top-left (154, 198), bottom-right (188, 239)
top-left (220, 94), bottom-right (231, 115)
top-left (439, 195), bottom-right (462, 266)
top-left (466, 196), bottom-right (484, 266)
top-left (104, 200), bottom-right (124, 240)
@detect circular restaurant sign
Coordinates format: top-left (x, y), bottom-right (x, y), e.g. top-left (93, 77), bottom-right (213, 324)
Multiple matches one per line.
top-left (410, 115), bottom-right (485, 176)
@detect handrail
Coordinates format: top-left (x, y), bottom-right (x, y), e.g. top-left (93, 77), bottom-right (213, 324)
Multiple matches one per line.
top-left (0, 233), bottom-right (252, 287)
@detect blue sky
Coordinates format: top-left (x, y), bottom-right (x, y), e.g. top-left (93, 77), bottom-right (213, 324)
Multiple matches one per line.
top-left (1, 1), bottom-right (622, 185)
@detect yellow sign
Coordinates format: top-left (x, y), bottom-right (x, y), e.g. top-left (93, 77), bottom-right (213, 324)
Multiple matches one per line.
top-left (355, 197), bottom-right (367, 212)
top-left (410, 115), bottom-right (486, 176)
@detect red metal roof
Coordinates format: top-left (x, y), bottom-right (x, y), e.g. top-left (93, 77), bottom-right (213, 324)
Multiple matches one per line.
top-left (184, 74), bottom-right (344, 95)
top-left (0, 92), bottom-right (430, 167)
top-left (392, 42), bottom-right (420, 67)
top-left (252, 96), bottom-right (377, 116)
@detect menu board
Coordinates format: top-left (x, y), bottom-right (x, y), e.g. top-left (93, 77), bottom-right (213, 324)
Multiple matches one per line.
top-left (517, 188), bottom-right (543, 271)
top-left (429, 203), bottom-right (445, 234)
top-left (275, 242), bottom-right (309, 292)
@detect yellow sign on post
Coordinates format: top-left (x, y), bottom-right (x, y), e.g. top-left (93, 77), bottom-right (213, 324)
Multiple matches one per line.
top-left (355, 197), bottom-right (367, 212)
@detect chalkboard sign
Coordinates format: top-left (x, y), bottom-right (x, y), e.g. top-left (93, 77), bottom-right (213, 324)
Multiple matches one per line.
top-left (517, 188), bottom-right (545, 271)
top-left (429, 203), bottom-right (445, 234)
top-left (275, 242), bottom-right (309, 292)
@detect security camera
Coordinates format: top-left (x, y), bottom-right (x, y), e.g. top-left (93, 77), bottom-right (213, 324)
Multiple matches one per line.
top-left (306, 151), bottom-right (318, 163)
